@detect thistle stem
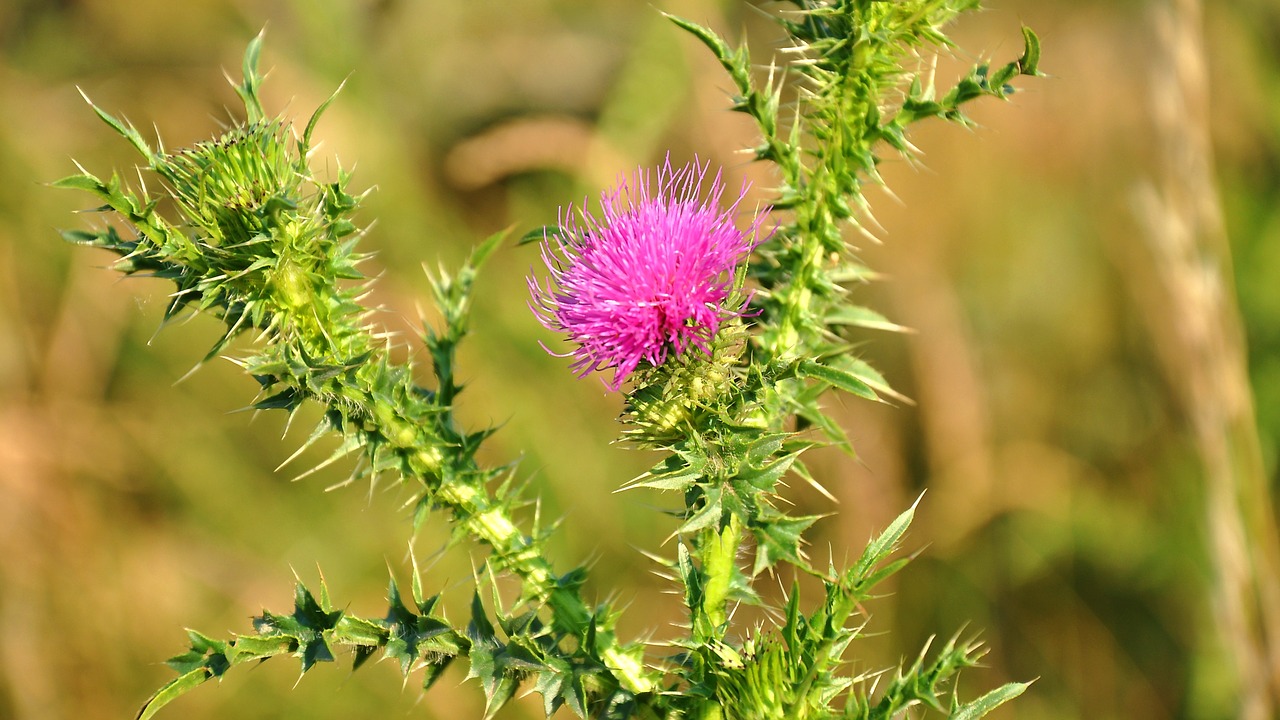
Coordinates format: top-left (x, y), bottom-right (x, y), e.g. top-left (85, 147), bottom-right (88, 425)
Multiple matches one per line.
top-left (434, 481), bottom-right (654, 694)
top-left (699, 514), bottom-right (743, 638)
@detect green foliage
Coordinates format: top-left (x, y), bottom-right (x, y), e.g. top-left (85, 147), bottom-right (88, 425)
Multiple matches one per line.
top-left (624, 17), bottom-right (1044, 635)
top-left (669, 0), bottom-right (1041, 370)
top-left (665, 505), bottom-right (1027, 720)
top-left (61, 31), bottom-right (655, 717)
top-left (136, 571), bottom-right (469, 720)
top-left (613, 2), bottom-right (1040, 717)
top-left (58, 3), bottom-right (1038, 718)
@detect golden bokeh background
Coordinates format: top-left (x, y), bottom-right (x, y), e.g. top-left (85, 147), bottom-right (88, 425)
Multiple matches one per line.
top-left (2, 1), bottom-right (1278, 718)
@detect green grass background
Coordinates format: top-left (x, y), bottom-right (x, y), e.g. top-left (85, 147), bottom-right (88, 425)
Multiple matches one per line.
top-left (1, 1), bottom-right (1278, 718)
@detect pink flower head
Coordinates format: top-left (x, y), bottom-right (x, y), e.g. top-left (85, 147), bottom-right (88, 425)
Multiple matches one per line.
top-left (528, 157), bottom-right (764, 390)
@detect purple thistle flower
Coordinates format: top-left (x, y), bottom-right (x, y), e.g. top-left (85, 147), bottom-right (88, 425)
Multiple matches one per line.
top-left (528, 157), bottom-right (765, 391)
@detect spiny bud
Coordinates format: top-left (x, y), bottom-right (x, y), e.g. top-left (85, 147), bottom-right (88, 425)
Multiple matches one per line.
top-left (155, 120), bottom-right (298, 243)
top-left (623, 323), bottom-right (747, 445)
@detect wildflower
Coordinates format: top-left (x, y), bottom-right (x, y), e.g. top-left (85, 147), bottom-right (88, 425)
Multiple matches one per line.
top-left (529, 158), bottom-right (764, 390)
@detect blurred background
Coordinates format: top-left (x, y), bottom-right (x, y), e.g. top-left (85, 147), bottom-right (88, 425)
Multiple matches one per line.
top-left (2, 0), bottom-right (1278, 718)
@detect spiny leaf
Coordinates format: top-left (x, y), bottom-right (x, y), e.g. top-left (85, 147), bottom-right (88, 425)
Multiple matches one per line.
top-left (79, 88), bottom-right (155, 161)
top-left (482, 673), bottom-right (519, 720)
top-left (665, 14), bottom-right (733, 65)
top-left (333, 614), bottom-right (388, 648)
top-left (734, 450), bottom-right (801, 492)
top-left (750, 513), bottom-right (819, 575)
top-left (228, 634), bottom-right (294, 663)
top-left (468, 227), bottom-right (508, 272)
top-left (163, 630), bottom-right (227, 675)
top-left (1018, 26), bottom-right (1042, 77)
top-left (301, 77), bottom-right (346, 157)
top-left (833, 356), bottom-right (912, 405)
top-left (420, 655), bottom-right (455, 691)
top-left (796, 358), bottom-right (879, 401)
top-left (950, 682), bottom-right (1033, 720)
top-left (743, 432), bottom-right (788, 466)
top-left (468, 591), bottom-right (498, 646)
top-left (136, 668), bottom-right (213, 720)
top-left (677, 542), bottom-right (704, 616)
top-left (850, 497), bottom-right (918, 585)
top-left (824, 305), bottom-right (913, 333)
top-left (51, 173), bottom-right (107, 195)
top-left (235, 28), bottom-right (267, 124)
top-left (676, 489), bottom-right (724, 536)
top-left (620, 453), bottom-right (703, 492)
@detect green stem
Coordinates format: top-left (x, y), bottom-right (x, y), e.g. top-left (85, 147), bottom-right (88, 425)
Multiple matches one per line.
top-left (698, 514), bottom-right (743, 640)
top-left (433, 482), bottom-right (652, 694)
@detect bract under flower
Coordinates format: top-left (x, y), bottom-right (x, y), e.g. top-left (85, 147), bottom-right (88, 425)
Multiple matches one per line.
top-left (528, 158), bottom-right (765, 390)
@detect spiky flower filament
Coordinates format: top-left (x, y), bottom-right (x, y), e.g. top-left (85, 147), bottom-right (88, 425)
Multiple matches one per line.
top-left (529, 157), bottom-right (765, 390)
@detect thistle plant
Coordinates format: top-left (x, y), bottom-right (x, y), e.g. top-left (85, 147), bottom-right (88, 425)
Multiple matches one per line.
top-left (56, 3), bottom-right (1040, 719)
